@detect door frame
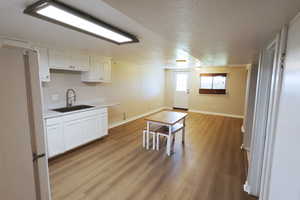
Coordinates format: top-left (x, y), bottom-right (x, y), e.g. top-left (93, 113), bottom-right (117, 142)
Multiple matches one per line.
top-left (172, 70), bottom-right (191, 110)
top-left (246, 28), bottom-right (285, 196)
top-left (259, 25), bottom-right (288, 200)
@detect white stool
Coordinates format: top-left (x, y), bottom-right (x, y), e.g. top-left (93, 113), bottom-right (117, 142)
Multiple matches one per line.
top-left (142, 124), bottom-right (163, 150)
top-left (156, 123), bottom-right (184, 156)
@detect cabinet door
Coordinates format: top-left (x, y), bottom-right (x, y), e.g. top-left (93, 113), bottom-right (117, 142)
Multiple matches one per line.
top-left (100, 113), bottom-right (108, 137)
top-left (103, 60), bottom-right (111, 82)
top-left (49, 49), bottom-right (70, 70)
top-left (81, 57), bottom-right (111, 82)
top-left (36, 47), bottom-right (50, 82)
top-left (70, 53), bottom-right (90, 71)
top-left (46, 123), bottom-right (65, 158)
top-left (82, 115), bottom-right (101, 143)
top-left (91, 57), bottom-right (103, 81)
top-left (63, 119), bottom-right (84, 150)
top-left (77, 54), bottom-right (90, 71)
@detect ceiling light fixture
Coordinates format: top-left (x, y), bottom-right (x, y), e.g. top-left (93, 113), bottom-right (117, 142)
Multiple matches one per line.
top-left (24, 0), bottom-right (139, 45)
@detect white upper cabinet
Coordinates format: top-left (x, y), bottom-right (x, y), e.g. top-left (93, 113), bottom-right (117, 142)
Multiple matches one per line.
top-left (49, 49), bottom-right (90, 72)
top-left (48, 49), bottom-right (68, 70)
top-left (102, 60), bottom-right (112, 82)
top-left (70, 53), bottom-right (90, 72)
top-left (81, 56), bottom-right (112, 83)
top-left (35, 47), bottom-right (50, 82)
top-left (31, 47), bottom-right (113, 83)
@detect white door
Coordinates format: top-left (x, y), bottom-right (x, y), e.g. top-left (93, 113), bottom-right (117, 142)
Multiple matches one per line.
top-left (0, 48), bottom-right (50, 200)
top-left (247, 36), bottom-right (279, 196)
top-left (173, 71), bottom-right (189, 109)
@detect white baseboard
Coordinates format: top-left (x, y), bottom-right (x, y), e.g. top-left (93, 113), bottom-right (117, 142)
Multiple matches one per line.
top-left (240, 144), bottom-right (250, 152)
top-left (189, 109), bottom-right (244, 119)
top-left (109, 107), bottom-right (244, 129)
top-left (108, 107), bottom-right (167, 129)
top-left (243, 181), bottom-right (251, 194)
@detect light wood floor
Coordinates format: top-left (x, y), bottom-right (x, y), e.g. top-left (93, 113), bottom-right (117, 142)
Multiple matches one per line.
top-left (49, 112), bottom-right (256, 200)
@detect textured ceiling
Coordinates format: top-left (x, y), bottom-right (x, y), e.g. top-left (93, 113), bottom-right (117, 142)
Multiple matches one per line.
top-left (0, 0), bottom-right (299, 67)
top-left (103, 0), bottom-right (300, 65)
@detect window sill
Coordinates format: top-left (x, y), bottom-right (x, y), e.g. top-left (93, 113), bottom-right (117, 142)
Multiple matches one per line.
top-left (199, 89), bottom-right (226, 94)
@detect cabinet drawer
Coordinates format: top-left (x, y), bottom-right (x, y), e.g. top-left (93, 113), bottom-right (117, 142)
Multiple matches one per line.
top-left (46, 116), bottom-right (63, 126)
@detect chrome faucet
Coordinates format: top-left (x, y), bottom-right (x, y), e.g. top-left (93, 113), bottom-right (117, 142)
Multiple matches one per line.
top-left (66, 89), bottom-right (76, 107)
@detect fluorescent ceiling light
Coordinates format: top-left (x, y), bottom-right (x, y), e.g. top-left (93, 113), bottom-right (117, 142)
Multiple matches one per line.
top-left (24, 0), bottom-right (139, 45)
top-left (37, 6), bottom-right (132, 43)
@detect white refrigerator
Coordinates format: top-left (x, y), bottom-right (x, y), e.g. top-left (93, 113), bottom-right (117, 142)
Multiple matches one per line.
top-left (0, 46), bottom-right (51, 200)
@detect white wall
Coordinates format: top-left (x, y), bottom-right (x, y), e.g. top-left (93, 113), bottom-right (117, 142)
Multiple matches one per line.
top-left (165, 66), bottom-right (248, 117)
top-left (267, 14), bottom-right (300, 200)
top-left (42, 61), bottom-right (165, 127)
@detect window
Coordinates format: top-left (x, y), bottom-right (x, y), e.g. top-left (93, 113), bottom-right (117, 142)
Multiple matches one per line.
top-left (176, 73), bottom-right (188, 91)
top-left (199, 73), bottom-right (227, 94)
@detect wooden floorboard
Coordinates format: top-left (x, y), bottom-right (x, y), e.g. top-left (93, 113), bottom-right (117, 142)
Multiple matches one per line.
top-left (49, 112), bottom-right (256, 200)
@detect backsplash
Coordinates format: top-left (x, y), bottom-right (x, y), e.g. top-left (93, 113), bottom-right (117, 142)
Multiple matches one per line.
top-left (41, 70), bottom-right (108, 110)
top-left (41, 62), bottom-right (165, 127)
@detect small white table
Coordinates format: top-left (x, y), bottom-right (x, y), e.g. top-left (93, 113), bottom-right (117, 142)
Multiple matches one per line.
top-left (145, 111), bottom-right (188, 156)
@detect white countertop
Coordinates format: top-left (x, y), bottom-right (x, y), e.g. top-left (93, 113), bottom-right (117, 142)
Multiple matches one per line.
top-left (43, 102), bottom-right (120, 119)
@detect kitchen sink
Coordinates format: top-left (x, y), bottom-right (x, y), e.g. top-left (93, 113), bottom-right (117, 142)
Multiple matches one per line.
top-left (52, 105), bottom-right (95, 113)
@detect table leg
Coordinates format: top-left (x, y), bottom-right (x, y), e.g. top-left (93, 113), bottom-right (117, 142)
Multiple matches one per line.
top-left (182, 118), bottom-right (186, 144)
top-left (152, 130), bottom-right (156, 150)
top-left (167, 125), bottom-right (172, 156)
top-left (143, 130), bottom-right (146, 148)
top-left (146, 121), bottom-right (150, 150)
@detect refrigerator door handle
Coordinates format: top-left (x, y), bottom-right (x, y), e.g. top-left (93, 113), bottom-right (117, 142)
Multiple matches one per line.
top-left (32, 152), bottom-right (46, 162)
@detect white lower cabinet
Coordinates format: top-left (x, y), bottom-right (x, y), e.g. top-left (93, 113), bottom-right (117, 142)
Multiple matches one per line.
top-left (82, 114), bottom-right (101, 143)
top-left (100, 112), bottom-right (108, 136)
top-left (64, 118), bottom-right (84, 151)
top-left (45, 119), bottom-right (64, 158)
top-left (45, 108), bottom-right (108, 158)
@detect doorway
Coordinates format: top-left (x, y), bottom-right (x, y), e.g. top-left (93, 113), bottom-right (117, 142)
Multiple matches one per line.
top-left (173, 71), bottom-right (189, 110)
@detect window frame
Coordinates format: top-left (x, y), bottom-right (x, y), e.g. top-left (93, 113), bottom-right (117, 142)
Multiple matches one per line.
top-left (199, 73), bottom-right (227, 94)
